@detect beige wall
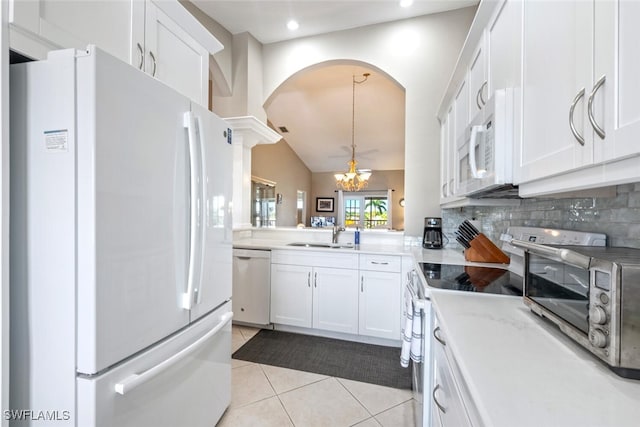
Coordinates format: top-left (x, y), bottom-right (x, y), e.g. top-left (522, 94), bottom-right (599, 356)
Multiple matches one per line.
top-left (252, 140), bottom-right (312, 226)
top-left (312, 170), bottom-right (405, 231)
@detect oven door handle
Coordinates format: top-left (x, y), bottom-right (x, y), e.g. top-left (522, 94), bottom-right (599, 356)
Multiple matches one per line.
top-left (510, 240), bottom-right (591, 269)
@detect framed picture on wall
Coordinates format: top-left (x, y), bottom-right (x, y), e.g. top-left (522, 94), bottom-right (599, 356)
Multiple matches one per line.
top-left (316, 197), bottom-right (334, 212)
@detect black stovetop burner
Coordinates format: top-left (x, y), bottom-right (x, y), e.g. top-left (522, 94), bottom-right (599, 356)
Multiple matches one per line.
top-left (418, 263), bottom-right (523, 295)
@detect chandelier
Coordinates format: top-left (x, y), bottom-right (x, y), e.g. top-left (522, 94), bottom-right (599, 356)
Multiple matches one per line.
top-left (334, 73), bottom-right (372, 192)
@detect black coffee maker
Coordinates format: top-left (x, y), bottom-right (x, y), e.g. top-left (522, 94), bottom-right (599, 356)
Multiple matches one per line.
top-left (422, 217), bottom-right (443, 249)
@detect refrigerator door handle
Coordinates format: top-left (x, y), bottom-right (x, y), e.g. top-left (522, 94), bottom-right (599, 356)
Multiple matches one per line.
top-left (114, 311), bottom-right (233, 396)
top-left (183, 112), bottom-right (200, 310)
top-left (193, 115), bottom-right (208, 305)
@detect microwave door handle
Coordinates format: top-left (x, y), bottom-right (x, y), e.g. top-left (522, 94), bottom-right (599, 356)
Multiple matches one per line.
top-left (468, 125), bottom-right (484, 179)
top-left (510, 240), bottom-right (591, 269)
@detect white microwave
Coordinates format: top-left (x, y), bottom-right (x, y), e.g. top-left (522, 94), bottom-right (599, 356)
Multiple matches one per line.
top-left (456, 88), bottom-right (515, 196)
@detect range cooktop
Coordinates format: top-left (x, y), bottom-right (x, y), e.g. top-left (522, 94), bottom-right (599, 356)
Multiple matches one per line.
top-left (418, 263), bottom-right (523, 295)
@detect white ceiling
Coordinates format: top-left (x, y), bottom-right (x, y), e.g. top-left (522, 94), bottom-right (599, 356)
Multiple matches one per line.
top-left (191, 0), bottom-right (478, 173)
top-left (192, 0), bottom-right (478, 44)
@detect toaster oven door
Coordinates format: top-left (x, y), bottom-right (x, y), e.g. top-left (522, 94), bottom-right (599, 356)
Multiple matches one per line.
top-left (524, 251), bottom-right (591, 334)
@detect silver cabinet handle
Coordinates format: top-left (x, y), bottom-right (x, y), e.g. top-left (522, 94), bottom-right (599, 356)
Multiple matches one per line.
top-left (361, 276), bottom-right (364, 292)
top-left (433, 384), bottom-right (446, 413)
top-left (149, 51), bottom-right (157, 77)
top-left (588, 75), bottom-right (606, 139)
top-left (307, 272), bottom-right (311, 288)
top-left (476, 86), bottom-right (483, 110)
top-left (371, 261), bottom-right (389, 265)
top-left (433, 326), bottom-right (446, 346)
top-left (441, 182), bottom-right (447, 197)
top-left (136, 43), bottom-right (144, 70)
top-left (569, 88), bottom-right (586, 146)
top-left (479, 81), bottom-right (487, 106)
top-left (314, 272), bottom-right (317, 288)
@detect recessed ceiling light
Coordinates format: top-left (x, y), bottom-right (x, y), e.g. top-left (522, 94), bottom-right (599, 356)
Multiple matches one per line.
top-left (399, 0), bottom-right (414, 7)
top-left (287, 20), bottom-right (299, 31)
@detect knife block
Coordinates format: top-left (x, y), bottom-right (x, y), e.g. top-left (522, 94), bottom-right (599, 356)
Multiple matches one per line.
top-left (464, 234), bottom-right (510, 264)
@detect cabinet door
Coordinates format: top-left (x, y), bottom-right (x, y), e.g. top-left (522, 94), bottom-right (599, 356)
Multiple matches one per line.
top-left (144, 1), bottom-right (209, 106)
top-left (519, 0), bottom-right (594, 183)
top-left (487, 0), bottom-right (522, 94)
top-left (312, 267), bottom-right (359, 334)
top-left (358, 271), bottom-right (401, 340)
top-left (440, 105), bottom-right (461, 204)
top-left (9, 0), bottom-right (136, 62)
top-left (468, 36), bottom-right (487, 119)
top-left (270, 264), bottom-right (312, 328)
top-left (593, 0), bottom-right (640, 163)
top-left (453, 80), bottom-right (469, 149)
top-left (439, 113), bottom-right (450, 202)
top-left (432, 339), bottom-right (472, 427)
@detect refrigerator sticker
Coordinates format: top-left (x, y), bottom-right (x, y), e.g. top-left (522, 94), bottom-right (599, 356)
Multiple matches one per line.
top-left (44, 129), bottom-right (68, 152)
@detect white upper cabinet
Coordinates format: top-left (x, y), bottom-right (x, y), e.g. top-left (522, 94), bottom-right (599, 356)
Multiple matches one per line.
top-left (143, 1), bottom-right (209, 106)
top-left (9, 0), bottom-right (136, 61)
top-left (518, 1), bottom-right (594, 183)
top-left (440, 107), bottom-right (461, 205)
top-left (8, 0), bottom-right (218, 106)
top-left (593, 0), bottom-right (640, 164)
top-left (468, 35), bottom-right (487, 120)
top-left (487, 0), bottom-right (522, 95)
top-left (518, 0), bottom-right (640, 193)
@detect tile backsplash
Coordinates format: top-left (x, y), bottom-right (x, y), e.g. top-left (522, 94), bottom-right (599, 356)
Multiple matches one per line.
top-left (442, 183), bottom-right (640, 249)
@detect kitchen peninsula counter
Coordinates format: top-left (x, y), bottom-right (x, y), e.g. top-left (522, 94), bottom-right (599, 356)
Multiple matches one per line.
top-left (430, 291), bottom-right (640, 426)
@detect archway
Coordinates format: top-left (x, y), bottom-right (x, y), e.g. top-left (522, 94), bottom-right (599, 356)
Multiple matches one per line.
top-left (256, 60), bottom-right (406, 229)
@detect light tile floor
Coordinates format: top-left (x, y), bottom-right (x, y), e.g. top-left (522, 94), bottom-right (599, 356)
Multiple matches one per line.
top-left (217, 326), bottom-right (417, 427)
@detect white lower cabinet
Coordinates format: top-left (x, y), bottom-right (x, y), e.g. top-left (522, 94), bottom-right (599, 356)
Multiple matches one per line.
top-left (313, 267), bottom-right (359, 334)
top-left (358, 254), bottom-right (402, 340)
top-left (269, 250), bottom-right (402, 340)
top-left (270, 251), bottom-right (359, 334)
top-left (270, 263), bottom-right (314, 328)
top-left (358, 270), bottom-right (401, 340)
top-left (431, 314), bottom-right (477, 427)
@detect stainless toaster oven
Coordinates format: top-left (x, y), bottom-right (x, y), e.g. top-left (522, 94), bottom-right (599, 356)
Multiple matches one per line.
top-left (512, 241), bottom-right (640, 379)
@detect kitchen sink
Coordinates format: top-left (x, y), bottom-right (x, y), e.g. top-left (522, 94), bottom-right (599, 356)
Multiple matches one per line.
top-left (287, 242), bottom-right (354, 249)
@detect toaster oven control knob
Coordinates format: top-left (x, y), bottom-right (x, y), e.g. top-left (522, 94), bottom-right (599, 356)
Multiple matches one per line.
top-left (589, 329), bottom-right (608, 348)
top-left (589, 305), bottom-right (607, 325)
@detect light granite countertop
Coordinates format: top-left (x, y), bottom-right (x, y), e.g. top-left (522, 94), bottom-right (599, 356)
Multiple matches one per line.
top-left (430, 291), bottom-right (640, 426)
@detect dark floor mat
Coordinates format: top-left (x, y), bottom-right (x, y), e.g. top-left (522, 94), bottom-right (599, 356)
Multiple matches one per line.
top-left (232, 329), bottom-right (412, 390)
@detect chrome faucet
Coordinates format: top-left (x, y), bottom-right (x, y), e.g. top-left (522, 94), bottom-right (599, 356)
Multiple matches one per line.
top-left (332, 225), bottom-right (345, 244)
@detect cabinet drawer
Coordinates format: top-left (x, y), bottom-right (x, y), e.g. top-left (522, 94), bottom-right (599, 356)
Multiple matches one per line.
top-left (271, 250), bottom-right (358, 269)
top-left (432, 341), bottom-right (472, 427)
top-left (359, 254), bottom-right (401, 272)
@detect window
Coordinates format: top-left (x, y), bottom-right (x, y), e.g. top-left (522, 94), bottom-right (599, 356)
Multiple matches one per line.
top-left (342, 192), bottom-right (389, 229)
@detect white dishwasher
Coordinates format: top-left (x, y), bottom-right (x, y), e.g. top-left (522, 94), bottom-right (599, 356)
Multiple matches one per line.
top-left (232, 248), bottom-right (271, 326)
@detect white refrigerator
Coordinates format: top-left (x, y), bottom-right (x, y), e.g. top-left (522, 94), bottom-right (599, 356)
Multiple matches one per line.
top-left (10, 46), bottom-right (233, 426)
